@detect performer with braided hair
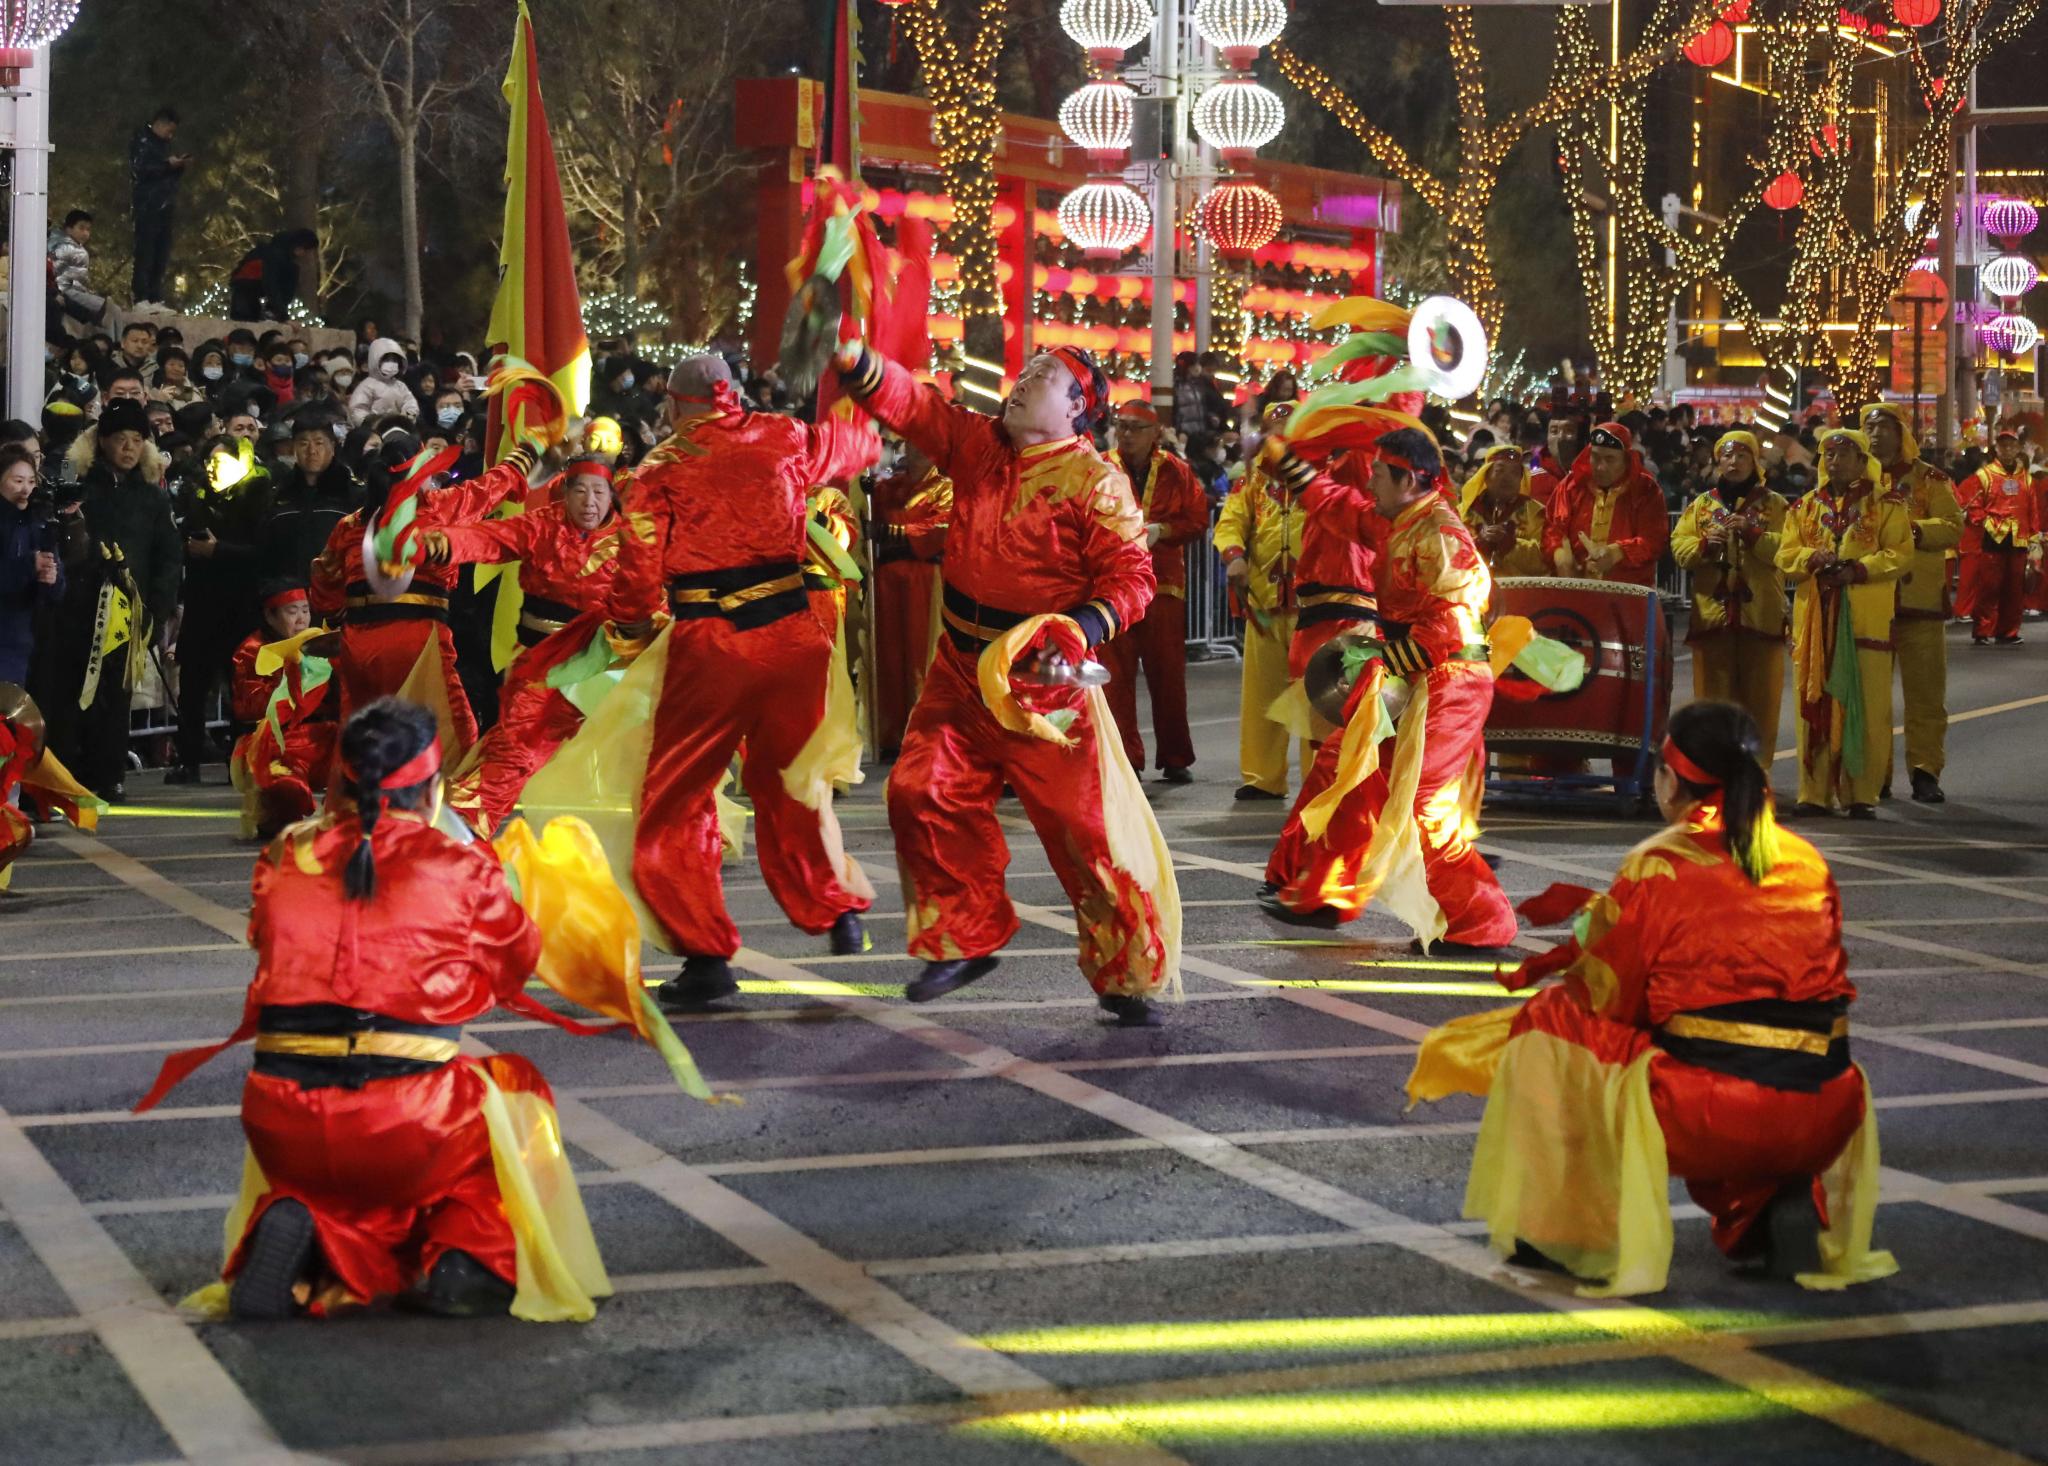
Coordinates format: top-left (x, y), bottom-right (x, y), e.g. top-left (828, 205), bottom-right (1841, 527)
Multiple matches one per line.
top-left (834, 341), bottom-right (1177, 1024)
top-left (134, 698), bottom-right (610, 1322)
top-left (1409, 701), bottom-right (1895, 1297)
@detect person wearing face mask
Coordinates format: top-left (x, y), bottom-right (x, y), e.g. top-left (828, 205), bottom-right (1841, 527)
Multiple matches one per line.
top-left (192, 342), bottom-right (231, 397)
top-left (1671, 432), bottom-right (1789, 762)
top-left (40, 400), bottom-right (182, 799)
top-left (586, 354), bottom-right (642, 428)
top-left (348, 339), bottom-right (417, 426)
top-left (1777, 429), bottom-right (1913, 819)
top-left (262, 348), bottom-right (297, 408)
top-left (430, 388), bottom-right (467, 437)
top-left (322, 351), bottom-right (357, 398)
top-left (417, 458), bottom-right (620, 833)
top-left (1543, 422), bottom-right (1670, 584)
top-left (225, 330), bottom-right (263, 383)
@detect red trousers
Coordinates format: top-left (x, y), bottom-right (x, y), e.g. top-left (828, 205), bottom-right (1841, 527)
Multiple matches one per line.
top-left (889, 641), bottom-right (1168, 996)
top-left (633, 613), bottom-right (870, 959)
top-left (238, 721), bottom-right (336, 834)
top-left (1266, 617), bottom-right (1375, 887)
top-left (231, 1053), bottom-right (543, 1303)
top-left (462, 621), bottom-right (598, 834)
top-left (0, 804), bottom-right (28, 880)
top-left (1102, 594), bottom-right (1194, 772)
top-left (873, 559), bottom-right (937, 754)
top-left (1514, 988), bottom-right (1867, 1257)
top-left (1274, 664), bottom-right (1516, 947)
top-left (333, 619), bottom-right (477, 752)
top-left (1964, 549), bottom-right (2026, 638)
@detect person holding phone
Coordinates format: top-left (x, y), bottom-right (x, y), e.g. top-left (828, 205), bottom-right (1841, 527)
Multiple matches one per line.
top-left (129, 106), bottom-right (189, 307)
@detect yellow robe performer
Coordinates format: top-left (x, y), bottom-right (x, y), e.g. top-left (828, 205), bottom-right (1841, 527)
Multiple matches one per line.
top-left (1214, 457), bottom-right (1307, 797)
top-left (1862, 404), bottom-right (1960, 803)
top-left (1670, 434), bottom-right (1788, 762)
top-left (1776, 431), bottom-right (1913, 815)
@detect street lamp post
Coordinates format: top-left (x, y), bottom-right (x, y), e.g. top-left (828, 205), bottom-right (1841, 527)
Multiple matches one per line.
top-left (2, 46), bottom-right (51, 420)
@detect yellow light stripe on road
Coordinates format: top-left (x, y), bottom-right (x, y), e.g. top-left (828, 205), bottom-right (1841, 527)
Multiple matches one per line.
top-left (1239, 978), bottom-right (1527, 999)
top-left (98, 805), bottom-right (242, 820)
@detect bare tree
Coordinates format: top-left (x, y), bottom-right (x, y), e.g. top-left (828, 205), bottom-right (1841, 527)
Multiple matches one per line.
top-left (533, 0), bottom-right (767, 318)
top-left (1275, 0), bottom-right (1718, 346)
top-left (325, 0), bottom-right (488, 340)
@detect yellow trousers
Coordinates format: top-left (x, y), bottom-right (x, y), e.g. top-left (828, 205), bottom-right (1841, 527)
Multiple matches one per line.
top-left (1240, 612), bottom-right (1309, 794)
top-left (1891, 616), bottom-right (1947, 780)
top-left (1793, 647), bottom-right (1893, 809)
top-left (1690, 635), bottom-right (1785, 766)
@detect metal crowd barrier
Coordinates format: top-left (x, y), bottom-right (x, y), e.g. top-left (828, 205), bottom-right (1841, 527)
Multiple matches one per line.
top-left (1182, 501), bottom-right (1243, 661)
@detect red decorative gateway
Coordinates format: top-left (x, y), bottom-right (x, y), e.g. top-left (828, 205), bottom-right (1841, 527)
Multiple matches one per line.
top-left (1684, 22), bottom-right (1734, 67)
top-left (1195, 180), bottom-right (1284, 257)
top-left (1763, 171), bottom-right (1805, 211)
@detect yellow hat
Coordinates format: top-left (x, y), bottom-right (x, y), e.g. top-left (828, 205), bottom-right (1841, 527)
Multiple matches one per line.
top-left (1457, 442), bottom-right (1527, 512)
top-left (1816, 427), bottom-right (1883, 490)
top-left (1859, 402), bottom-right (1918, 466)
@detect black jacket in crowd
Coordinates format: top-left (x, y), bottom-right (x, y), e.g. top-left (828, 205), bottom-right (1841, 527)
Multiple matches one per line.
top-left (129, 125), bottom-right (183, 217)
top-left (76, 462), bottom-right (183, 632)
top-left (259, 458), bottom-right (360, 586)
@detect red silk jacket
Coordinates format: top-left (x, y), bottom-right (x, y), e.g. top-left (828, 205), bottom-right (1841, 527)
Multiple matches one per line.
top-left (309, 459), bottom-right (532, 618)
top-left (1123, 449), bottom-right (1210, 598)
top-left (440, 502), bottom-right (621, 617)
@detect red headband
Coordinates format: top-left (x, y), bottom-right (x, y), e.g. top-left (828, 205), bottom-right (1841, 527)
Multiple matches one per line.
top-left (567, 460), bottom-right (614, 483)
top-left (262, 587), bottom-right (309, 612)
top-left (346, 741), bottom-right (443, 794)
top-left (1046, 348), bottom-right (1102, 422)
top-left (1660, 736), bottom-right (1719, 789)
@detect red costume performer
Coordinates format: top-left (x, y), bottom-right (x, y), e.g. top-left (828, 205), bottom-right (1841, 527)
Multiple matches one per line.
top-left (310, 443), bottom-right (538, 753)
top-left (1101, 403), bottom-right (1210, 779)
top-left (1542, 422), bottom-right (1670, 588)
top-left (868, 452), bottom-right (952, 754)
top-left (229, 584), bottom-right (335, 836)
top-left (1409, 710), bottom-right (1896, 1296)
top-left (1261, 431), bottom-right (1517, 950)
top-left (1263, 451), bottom-right (1382, 889)
top-left (610, 356), bottom-right (879, 1001)
top-left (841, 343), bottom-right (1171, 1017)
top-left (2023, 465), bottom-right (2048, 614)
top-left (429, 464), bottom-right (621, 833)
top-left (1959, 435), bottom-right (2030, 643)
top-left (134, 714), bottom-right (606, 1321)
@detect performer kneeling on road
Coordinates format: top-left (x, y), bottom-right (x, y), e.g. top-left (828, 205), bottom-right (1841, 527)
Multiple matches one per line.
top-left (134, 698), bottom-right (612, 1322)
top-left (834, 339), bottom-right (1180, 1026)
top-left (1408, 700), bottom-right (1896, 1297)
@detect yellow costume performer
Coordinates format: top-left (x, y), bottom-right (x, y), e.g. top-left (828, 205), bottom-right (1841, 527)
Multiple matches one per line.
top-left (1861, 404), bottom-right (1959, 803)
top-left (1214, 426), bottom-right (1308, 798)
top-left (1458, 444), bottom-right (1549, 580)
top-left (1777, 430), bottom-right (1912, 816)
top-left (1670, 432), bottom-right (1788, 761)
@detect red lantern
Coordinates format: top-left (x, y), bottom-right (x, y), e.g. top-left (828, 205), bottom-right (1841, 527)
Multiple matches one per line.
top-left (1764, 171), bottom-right (1805, 211)
top-left (1893, 0), bottom-right (1938, 22)
top-left (1720, 0), bottom-right (1750, 20)
top-left (1684, 21), bottom-right (1733, 66)
top-left (1194, 180), bottom-right (1283, 258)
top-left (1809, 123), bottom-right (1850, 158)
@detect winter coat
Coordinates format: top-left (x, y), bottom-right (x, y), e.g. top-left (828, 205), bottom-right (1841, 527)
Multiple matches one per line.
top-left (259, 458), bottom-right (360, 585)
top-left (75, 460), bottom-right (183, 632)
top-left (0, 497), bottom-right (67, 685)
top-left (346, 339), bottom-right (417, 426)
top-left (129, 125), bottom-right (182, 215)
top-left (46, 227), bottom-right (92, 301)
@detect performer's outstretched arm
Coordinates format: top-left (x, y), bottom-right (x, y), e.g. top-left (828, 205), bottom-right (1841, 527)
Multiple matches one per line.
top-left (840, 350), bottom-right (994, 487)
top-left (1066, 466), bottom-right (1156, 645)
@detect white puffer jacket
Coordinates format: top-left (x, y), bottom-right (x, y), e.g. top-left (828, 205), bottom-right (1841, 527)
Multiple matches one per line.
top-left (346, 338), bottom-right (418, 426)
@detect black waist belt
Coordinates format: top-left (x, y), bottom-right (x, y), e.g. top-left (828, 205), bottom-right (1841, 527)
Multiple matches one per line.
top-left (251, 1004), bottom-right (462, 1089)
top-left (516, 592), bottom-right (583, 648)
top-left (1295, 581), bottom-right (1378, 630)
top-left (667, 561), bottom-right (807, 630)
top-left (344, 581), bottom-right (449, 627)
top-left (802, 570), bottom-right (836, 593)
top-left (940, 582), bottom-right (1032, 653)
top-left (1654, 996), bottom-right (1851, 1093)
top-left (874, 540), bottom-right (916, 566)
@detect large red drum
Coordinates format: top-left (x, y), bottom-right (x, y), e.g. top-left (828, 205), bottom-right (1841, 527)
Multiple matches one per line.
top-left (1485, 577), bottom-right (1671, 759)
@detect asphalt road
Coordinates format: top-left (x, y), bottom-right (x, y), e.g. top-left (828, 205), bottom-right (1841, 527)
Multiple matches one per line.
top-left (1, 621), bottom-right (2045, 1466)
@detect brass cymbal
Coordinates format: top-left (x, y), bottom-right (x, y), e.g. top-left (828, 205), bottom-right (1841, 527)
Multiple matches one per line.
top-left (0, 682), bottom-right (46, 765)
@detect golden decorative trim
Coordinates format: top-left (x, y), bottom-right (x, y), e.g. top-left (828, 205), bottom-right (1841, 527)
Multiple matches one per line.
top-left (669, 573), bottom-right (804, 611)
top-left (1659, 1013), bottom-right (1847, 1057)
top-left (254, 1031), bottom-right (459, 1063)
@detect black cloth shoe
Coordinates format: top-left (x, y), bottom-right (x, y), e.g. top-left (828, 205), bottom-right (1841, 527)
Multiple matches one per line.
top-left (1789, 802), bottom-right (1830, 819)
top-left (1878, 783), bottom-right (1893, 801)
top-left (656, 955), bottom-right (739, 1008)
top-left (1410, 937), bottom-right (1517, 958)
top-left (1159, 766), bottom-right (1193, 785)
top-left (1909, 768), bottom-right (1946, 804)
top-left (1235, 784), bottom-right (1284, 801)
top-left (1257, 890), bottom-right (1342, 928)
top-left (1099, 994), bottom-right (1162, 1028)
top-left (164, 765), bottom-right (203, 786)
top-left (1508, 1238), bottom-right (1569, 1275)
top-left (1256, 881), bottom-right (1278, 899)
top-left (905, 956), bottom-right (998, 1003)
top-left (1972, 635), bottom-right (1992, 646)
top-left (1847, 803), bottom-right (1877, 820)
top-left (1997, 634), bottom-right (2024, 645)
top-left (404, 1249), bottom-right (515, 1318)
top-left (1756, 1184), bottom-right (1823, 1280)
top-left (828, 911), bottom-right (870, 955)
top-left (99, 782), bottom-right (126, 803)
top-left (229, 1198), bottom-right (316, 1321)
